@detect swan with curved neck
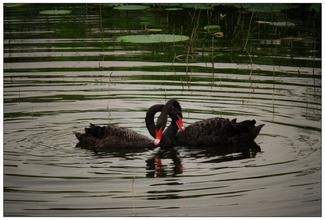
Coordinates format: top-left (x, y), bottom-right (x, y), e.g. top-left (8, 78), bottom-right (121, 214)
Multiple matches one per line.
top-left (74, 102), bottom-right (183, 151)
top-left (146, 99), bottom-right (184, 147)
top-left (150, 99), bottom-right (264, 150)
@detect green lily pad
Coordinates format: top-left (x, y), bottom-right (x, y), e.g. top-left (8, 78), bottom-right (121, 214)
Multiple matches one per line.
top-left (165, 7), bottom-right (183, 11)
top-left (113, 5), bottom-right (150, 10)
top-left (256, 21), bottom-right (295, 27)
top-left (204, 25), bottom-right (221, 32)
top-left (181, 4), bottom-right (213, 10)
top-left (256, 20), bottom-right (272, 25)
top-left (213, 32), bottom-right (224, 38)
top-left (117, 34), bottom-right (190, 44)
top-left (270, 21), bottom-right (295, 27)
top-left (240, 3), bottom-right (291, 12)
top-left (40, 9), bottom-right (71, 15)
top-left (5, 3), bottom-right (28, 8)
top-left (145, 28), bottom-right (163, 33)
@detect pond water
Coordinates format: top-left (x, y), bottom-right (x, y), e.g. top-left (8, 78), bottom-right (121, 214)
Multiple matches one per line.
top-left (4, 3), bottom-right (321, 217)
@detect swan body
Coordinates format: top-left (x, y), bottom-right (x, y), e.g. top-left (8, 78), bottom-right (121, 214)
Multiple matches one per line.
top-left (175, 117), bottom-right (264, 149)
top-left (75, 124), bottom-right (154, 151)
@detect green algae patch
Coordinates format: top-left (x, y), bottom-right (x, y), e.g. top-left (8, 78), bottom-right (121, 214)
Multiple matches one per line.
top-left (117, 34), bottom-right (189, 44)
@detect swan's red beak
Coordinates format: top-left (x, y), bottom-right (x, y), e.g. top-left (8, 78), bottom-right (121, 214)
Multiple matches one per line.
top-left (154, 128), bottom-right (163, 146)
top-left (176, 116), bottom-right (185, 132)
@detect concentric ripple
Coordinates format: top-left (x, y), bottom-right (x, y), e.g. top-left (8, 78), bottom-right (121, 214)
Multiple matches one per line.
top-left (4, 3), bottom-right (321, 217)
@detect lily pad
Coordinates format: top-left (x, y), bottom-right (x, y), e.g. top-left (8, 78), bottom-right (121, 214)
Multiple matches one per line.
top-left (256, 20), bottom-right (272, 25)
top-left (213, 32), bottom-right (224, 38)
top-left (270, 21), bottom-right (295, 27)
top-left (117, 34), bottom-right (189, 44)
top-left (256, 21), bottom-right (295, 27)
top-left (145, 28), bottom-right (163, 33)
top-left (204, 25), bottom-right (221, 32)
top-left (40, 9), bottom-right (71, 15)
top-left (181, 4), bottom-right (213, 10)
top-left (5, 3), bottom-right (28, 8)
top-left (165, 7), bottom-right (183, 11)
top-left (240, 4), bottom-right (291, 13)
top-left (113, 5), bottom-right (150, 10)
top-left (256, 20), bottom-right (295, 27)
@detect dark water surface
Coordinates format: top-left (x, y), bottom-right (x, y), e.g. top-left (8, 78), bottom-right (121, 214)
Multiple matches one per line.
top-left (4, 3), bottom-right (321, 216)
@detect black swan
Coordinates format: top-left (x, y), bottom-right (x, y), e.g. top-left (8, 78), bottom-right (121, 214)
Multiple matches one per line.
top-left (74, 102), bottom-right (183, 151)
top-left (146, 99), bottom-right (184, 147)
top-left (153, 99), bottom-right (264, 151)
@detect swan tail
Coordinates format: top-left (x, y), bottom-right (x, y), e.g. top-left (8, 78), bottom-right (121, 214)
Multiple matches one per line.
top-left (83, 123), bottom-right (107, 138)
top-left (234, 120), bottom-right (264, 141)
top-left (74, 131), bottom-right (83, 141)
top-left (255, 124), bottom-right (265, 135)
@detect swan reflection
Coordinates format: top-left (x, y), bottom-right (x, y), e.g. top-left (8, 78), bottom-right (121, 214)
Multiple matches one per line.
top-left (146, 148), bottom-right (183, 178)
top-left (145, 142), bottom-right (261, 177)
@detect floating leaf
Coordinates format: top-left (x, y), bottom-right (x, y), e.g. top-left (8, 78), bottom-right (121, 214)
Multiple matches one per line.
top-left (213, 32), bottom-right (224, 38)
top-left (5, 3), bottom-right (28, 8)
top-left (260, 39), bottom-right (281, 45)
top-left (256, 20), bottom-right (272, 25)
top-left (240, 3), bottom-right (291, 13)
top-left (145, 28), bottom-right (163, 33)
top-left (165, 7), bottom-right (183, 11)
top-left (113, 5), bottom-right (150, 10)
top-left (256, 20), bottom-right (295, 27)
top-left (204, 25), bottom-right (221, 32)
top-left (281, 37), bottom-right (303, 42)
top-left (181, 4), bottom-right (213, 10)
top-left (270, 21), bottom-right (295, 27)
top-left (117, 34), bottom-right (190, 44)
top-left (40, 10), bottom-right (71, 15)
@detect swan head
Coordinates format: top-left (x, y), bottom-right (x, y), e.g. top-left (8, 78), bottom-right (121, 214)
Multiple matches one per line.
top-left (168, 106), bottom-right (184, 132)
top-left (169, 99), bottom-right (184, 132)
